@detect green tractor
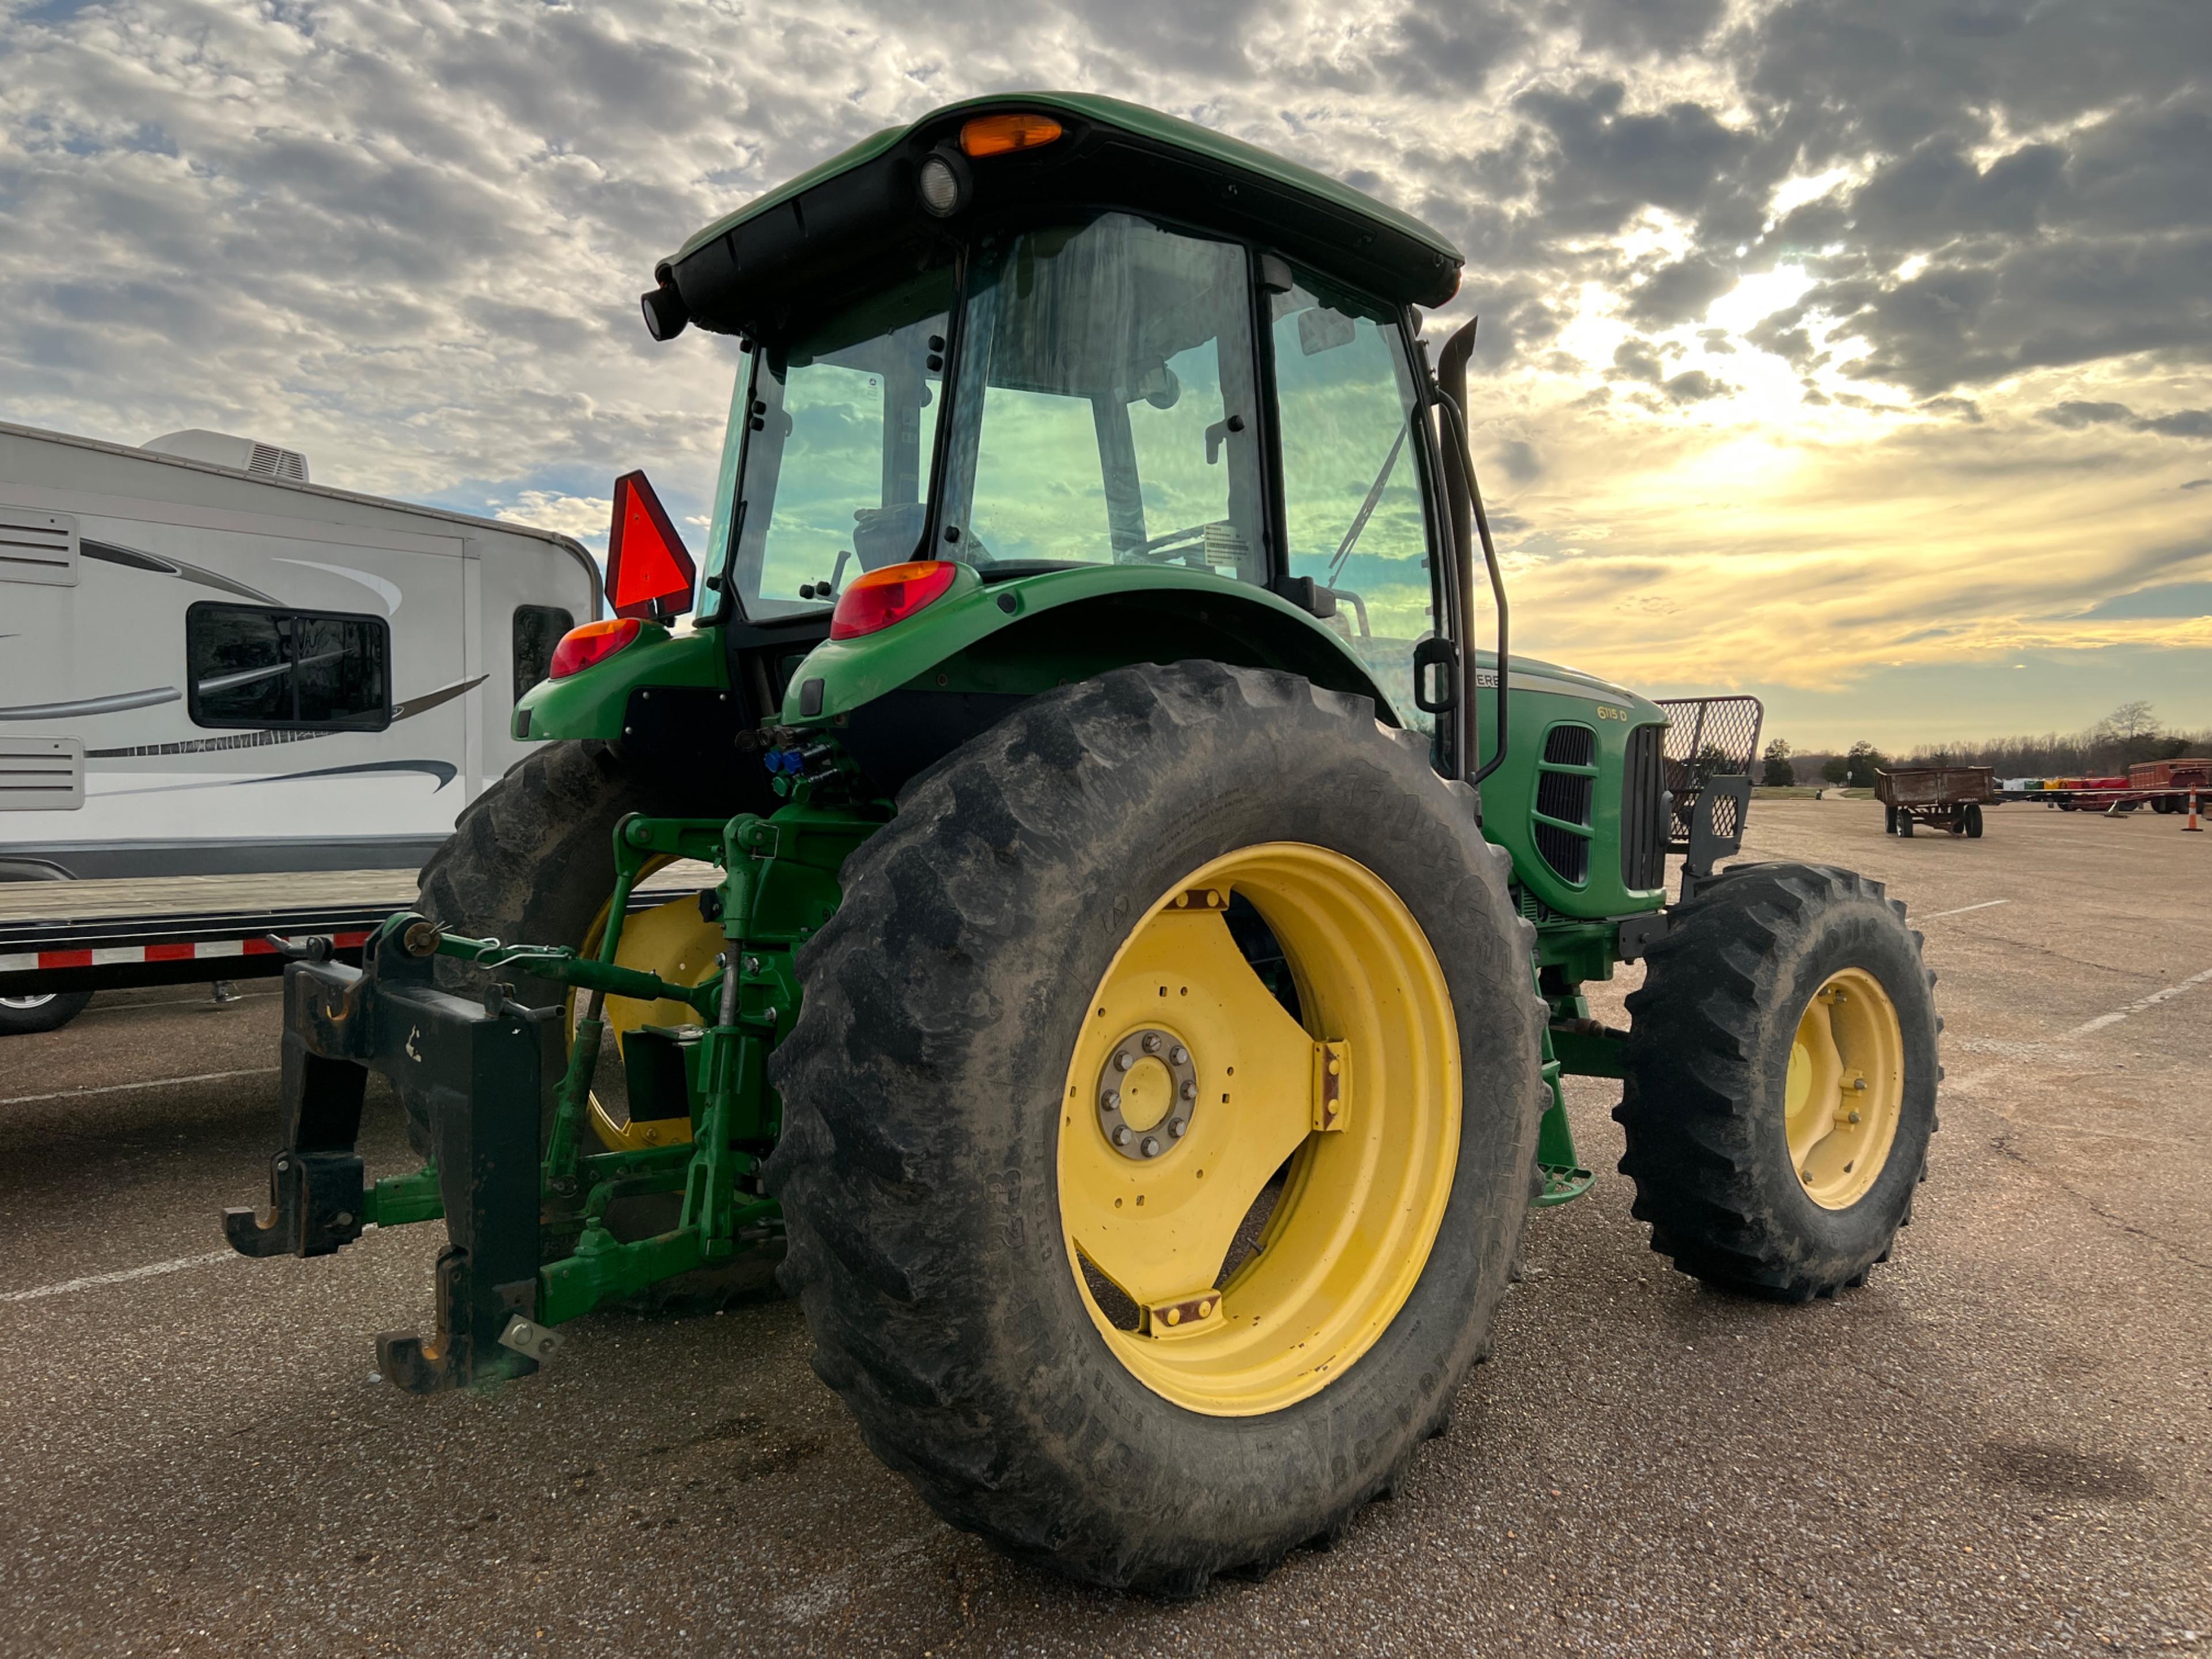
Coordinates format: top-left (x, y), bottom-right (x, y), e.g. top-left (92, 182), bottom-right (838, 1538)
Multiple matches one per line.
top-left (225, 95), bottom-right (1940, 1593)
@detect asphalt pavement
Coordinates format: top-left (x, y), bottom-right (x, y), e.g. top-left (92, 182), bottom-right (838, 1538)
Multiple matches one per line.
top-left (0, 797), bottom-right (2206, 1657)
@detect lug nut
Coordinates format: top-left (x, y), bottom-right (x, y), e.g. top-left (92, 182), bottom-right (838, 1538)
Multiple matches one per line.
top-left (1170, 1045), bottom-right (1188, 1065)
top-left (1141, 1137), bottom-right (1161, 1157)
top-left (1101, 1090), bottom-right (1120, 1112)
top-left (1169, 1118), bottom-right (1187, 1138)
top-left (1847, 1110), bottom-right (1862, 1124)
top-left (1113, 1125), bottom-right (1132, 1146)
top-left (1142, 1033), bottom-right (1161, 1054)
top-left (1180, 1080), bottom-right (1198, 1100)
top-left (1115, 1052), bottom-right (1135, 1072)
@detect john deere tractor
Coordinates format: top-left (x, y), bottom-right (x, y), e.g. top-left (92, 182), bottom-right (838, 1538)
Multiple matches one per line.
top-left (224, 95), bottom-right (1939, 1594)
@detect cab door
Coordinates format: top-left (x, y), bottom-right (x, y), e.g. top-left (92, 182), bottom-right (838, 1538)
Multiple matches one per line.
top-left (1264, 270), bottom-right (1457, 775)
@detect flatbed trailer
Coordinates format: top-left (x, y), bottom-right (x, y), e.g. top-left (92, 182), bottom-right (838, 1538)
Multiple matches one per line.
top-left (1999, 770), bottom-right (2209, 816)
top-left (0, 865), bottom-right (715, 999)
top-left (1876, 766), bottom-right (1995, 837)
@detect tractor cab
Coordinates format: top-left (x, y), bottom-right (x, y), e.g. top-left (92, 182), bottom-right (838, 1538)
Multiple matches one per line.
top-left (547, 93), bottom-right (1491, 790)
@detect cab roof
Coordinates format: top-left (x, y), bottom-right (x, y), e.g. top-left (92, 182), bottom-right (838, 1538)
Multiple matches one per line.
top-left (656, 93), bottom-right (1464, 342)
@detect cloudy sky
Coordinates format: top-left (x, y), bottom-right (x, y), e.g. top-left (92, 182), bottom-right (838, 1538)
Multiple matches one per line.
top-left (2, 0), bottom-right (2205, 749)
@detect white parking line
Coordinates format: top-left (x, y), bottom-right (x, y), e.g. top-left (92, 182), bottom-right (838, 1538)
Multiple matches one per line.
top-left (2068, 965), bottom-right (2212, 1037)
top-left (1921, 899), bottom-right (2010, 919)
top-left (0, 1249), bottom-right (237, 1304)
top-left (0, 1066), bottom-right (278, 1107)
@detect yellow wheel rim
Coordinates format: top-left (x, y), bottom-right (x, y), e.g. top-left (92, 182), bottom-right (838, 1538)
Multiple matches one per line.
top-left (1057, 843), bottom-right (1460, 1417)
top-left (1783, 967), bottom-right (1904, 1209)
top-left (575, 868), bottom-right (723, 1153)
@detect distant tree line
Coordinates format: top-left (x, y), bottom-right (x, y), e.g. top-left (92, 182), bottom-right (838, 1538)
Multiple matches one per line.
top-left (1759, 702), bottom-right (2211, 787)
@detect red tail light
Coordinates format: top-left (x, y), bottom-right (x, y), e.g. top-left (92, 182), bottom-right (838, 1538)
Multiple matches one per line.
top-left (830, 561), bottom-right (959, 640)
top-left (550, 617), bottom-right (642, 679)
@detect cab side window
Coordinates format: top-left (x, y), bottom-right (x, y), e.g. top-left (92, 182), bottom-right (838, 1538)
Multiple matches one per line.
top-left (1270, 279), bottom-right (1436, 728)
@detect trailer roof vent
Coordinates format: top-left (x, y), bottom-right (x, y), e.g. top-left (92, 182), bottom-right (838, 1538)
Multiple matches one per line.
top-left (141, 429), bottom-right (310, 484)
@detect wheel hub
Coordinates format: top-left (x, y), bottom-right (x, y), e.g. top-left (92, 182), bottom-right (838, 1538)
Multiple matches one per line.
top-left (1057, 842), bottom-right (1460, 1416)
top-left (1096, 1028), bottom-right (1198, 1159)
top-left (1783, 967), bottom-right (1904, 1209)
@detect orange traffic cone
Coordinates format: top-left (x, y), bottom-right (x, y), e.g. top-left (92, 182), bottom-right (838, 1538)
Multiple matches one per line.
top-left (2186, 790), bottom-right (2203, 832)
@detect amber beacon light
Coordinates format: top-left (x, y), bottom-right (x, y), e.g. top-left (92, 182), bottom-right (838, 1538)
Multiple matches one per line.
top-left (960, 113), bottom-right (1065, 157)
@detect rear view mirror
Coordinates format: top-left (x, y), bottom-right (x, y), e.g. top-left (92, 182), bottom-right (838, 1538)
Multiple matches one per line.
top-left (606, 471), bottom-right (698, 621)
top-left (1298, 307), bottom-right (1357, 356)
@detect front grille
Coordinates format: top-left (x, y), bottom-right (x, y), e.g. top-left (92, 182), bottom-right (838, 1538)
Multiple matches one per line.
top-left (1510, 883), bottom-right (1558, 925)
top-left (1535, 822), bottom-right (1590, 885)
top-left (1532, 721), bottom-right (1597, 886)
top-left (1543, 724), bottom-right (1596, 767)
top-left (1536, 770), bottom-right (1593, 824)
top-left (1622, 723), bottom-right (1666, 889)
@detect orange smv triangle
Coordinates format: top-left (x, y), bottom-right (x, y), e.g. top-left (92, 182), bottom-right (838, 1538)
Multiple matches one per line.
top-left (607, 470), bottom-right (697, 620)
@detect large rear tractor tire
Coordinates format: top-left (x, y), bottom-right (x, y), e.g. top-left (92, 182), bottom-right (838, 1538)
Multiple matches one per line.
top-left (1616, 862), bottom-right (1939, 1300)
top-left (765, 661), bottom-right (1544, 1593)
top-left (414, 739), bottom-right (780, 1310)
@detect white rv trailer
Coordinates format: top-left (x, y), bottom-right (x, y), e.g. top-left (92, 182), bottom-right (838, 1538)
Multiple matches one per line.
top-left (0, 420), bottom-right (603, 1033)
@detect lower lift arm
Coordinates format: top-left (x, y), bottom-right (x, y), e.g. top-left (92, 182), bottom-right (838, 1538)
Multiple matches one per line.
top-left (219, 810), bottom-right (797, 1392)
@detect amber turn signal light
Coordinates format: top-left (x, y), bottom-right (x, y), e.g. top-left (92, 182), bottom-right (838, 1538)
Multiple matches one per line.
top-left (959, 113), bottom-right (1065, 158)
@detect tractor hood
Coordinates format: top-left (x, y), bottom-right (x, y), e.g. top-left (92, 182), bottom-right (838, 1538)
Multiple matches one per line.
top-left (652, 93), bottom-right (1464, 345)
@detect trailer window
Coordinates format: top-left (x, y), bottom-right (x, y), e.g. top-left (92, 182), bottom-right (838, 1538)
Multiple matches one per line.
top-left (512, 604), bottom-right (575, 703)
top-left (185, 601), bottom-right (390, 730)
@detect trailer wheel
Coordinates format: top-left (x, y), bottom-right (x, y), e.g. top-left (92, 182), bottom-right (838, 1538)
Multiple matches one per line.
top-left (1897, 813), bottom-right (1915, 837)
top-left (0, 990), bottom-right (93, 1037)
top-left (766, 661), bottom-right (1543, 1593)
top-left (1965, 804), bottom-right (1984, 838)
top-left (1883, 804), bottom-right (1897, 835)
top-left (1616, 862), bottom-right (1938, 1300)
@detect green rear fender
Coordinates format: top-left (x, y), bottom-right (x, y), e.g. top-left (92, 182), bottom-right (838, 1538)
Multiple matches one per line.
top-left (779, 564), bottom-right (1399, 727)
top-left (514, 626), bottom-right (729, 741)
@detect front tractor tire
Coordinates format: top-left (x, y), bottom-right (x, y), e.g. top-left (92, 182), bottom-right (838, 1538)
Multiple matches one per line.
top-left (1616, 863), bottom-right (1940, 1300)
top-left (765, 662), bottom-right (1544, 1593)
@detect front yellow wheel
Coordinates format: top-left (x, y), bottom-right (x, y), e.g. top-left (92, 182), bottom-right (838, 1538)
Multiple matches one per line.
top-left (1618, 861), bottom-right (1938, 1301)
top-left (1058, 843), bottom-right (1460, 1416)
top-left (1784, 967), bottom-right (1905, 1209)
